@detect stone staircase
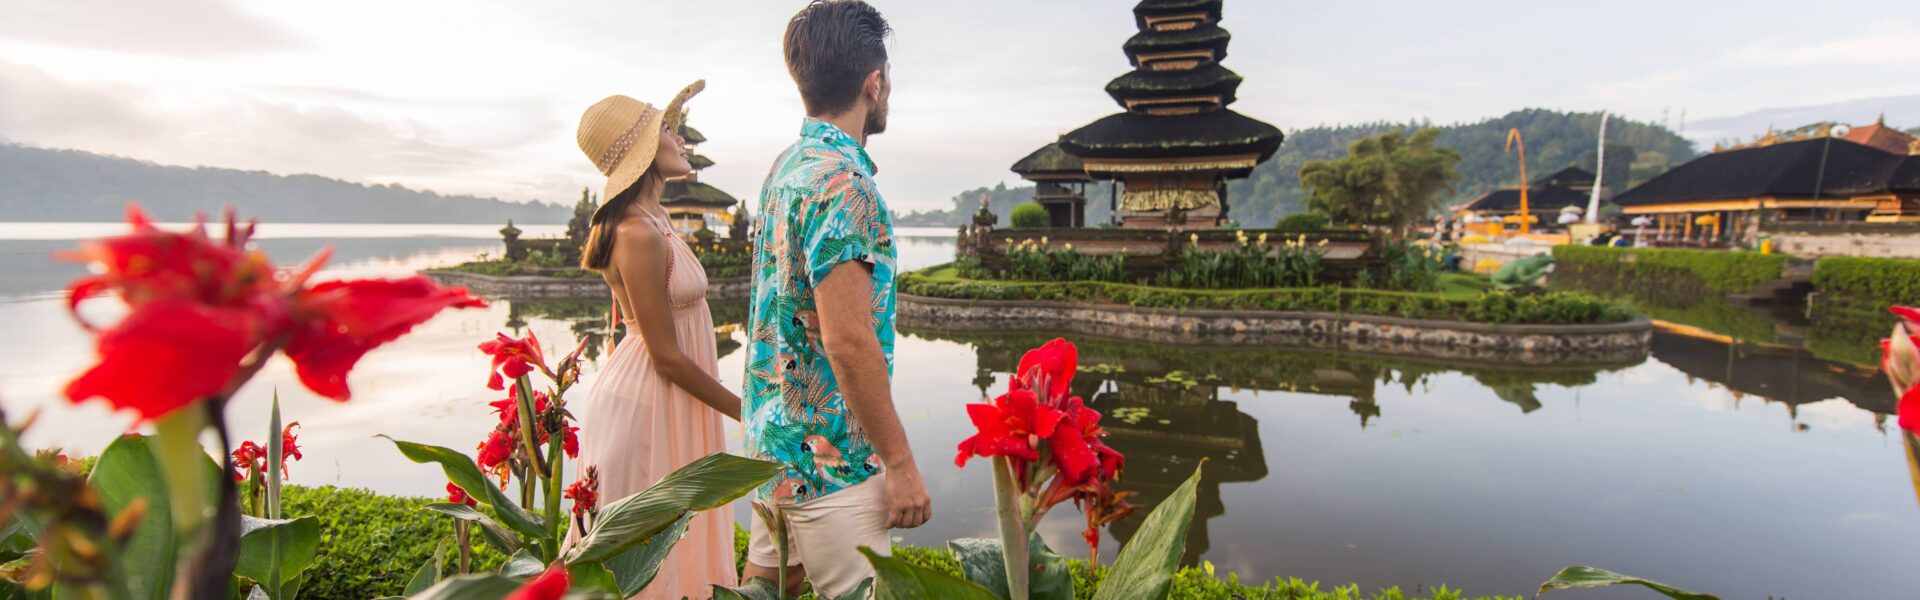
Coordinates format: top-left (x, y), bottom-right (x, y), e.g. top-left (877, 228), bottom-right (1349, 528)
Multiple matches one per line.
top-left (1728, 259), bottom-right (1815, 306)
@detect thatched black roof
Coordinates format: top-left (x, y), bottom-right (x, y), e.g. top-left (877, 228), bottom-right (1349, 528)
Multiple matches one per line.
top-left (1460, 186), bottom-right (1591, 213)
top-left (1615, 137), bottom-right (1909, 206)
top-left (1060, 109), bottom-right (1281, 163)
top-left (1132, 0), bottom-right (1222, 29)
top-left (1123, 25), bottom-right (1231, 64)
top-left (1534, 166), bottom-right (1595, 189)
top-left (1010, 142), bottom-right (1088, 177)
top-left (679, 124), bottom-right (707, 145)
top-left (688, 154), bottom-right (715, 171)
top-left (662, 179), bottom-right (736, 209)
top-left (1106, 63), bottom-right (1241, 107)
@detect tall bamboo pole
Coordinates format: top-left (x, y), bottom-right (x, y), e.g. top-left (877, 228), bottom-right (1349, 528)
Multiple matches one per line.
top-left (1505, 128), bottom-right (1530, 235)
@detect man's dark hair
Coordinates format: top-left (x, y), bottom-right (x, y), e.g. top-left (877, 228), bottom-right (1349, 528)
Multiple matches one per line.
top-left (784, 0), bottom-right (891, 117)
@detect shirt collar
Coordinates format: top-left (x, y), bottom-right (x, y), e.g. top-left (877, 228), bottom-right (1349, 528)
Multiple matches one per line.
top-left (800, 117), bottom-right (879, 176)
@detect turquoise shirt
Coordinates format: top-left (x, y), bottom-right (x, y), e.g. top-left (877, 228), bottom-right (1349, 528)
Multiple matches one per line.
top-left (743, 118), bottom-right (897, 505)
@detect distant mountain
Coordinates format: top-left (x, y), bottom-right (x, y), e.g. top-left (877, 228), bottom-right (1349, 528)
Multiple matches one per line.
top-left (1685, 94), bottom-right (1920, 149)
top-left (927, 109), bottom-right (1694, 228)
top-left (0, 143), bottom-right (569, 223)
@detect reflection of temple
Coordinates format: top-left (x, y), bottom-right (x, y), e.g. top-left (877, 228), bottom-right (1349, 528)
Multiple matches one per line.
top-left (1085, 380), bottom-right (1263, 566)
top-left (1649, 331), bottom-right (1896, 425)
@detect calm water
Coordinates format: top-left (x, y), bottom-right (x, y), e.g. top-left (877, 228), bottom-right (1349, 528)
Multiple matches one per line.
top-left (2, 223), bottom-right (1915, 598)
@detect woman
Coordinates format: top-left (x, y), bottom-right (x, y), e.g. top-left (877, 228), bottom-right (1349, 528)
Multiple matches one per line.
top-left (568, 80), bottom-right (742, 597)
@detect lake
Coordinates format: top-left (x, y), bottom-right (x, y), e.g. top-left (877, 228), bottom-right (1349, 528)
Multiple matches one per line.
top-left (1, 223), bottom-right (1914, 598)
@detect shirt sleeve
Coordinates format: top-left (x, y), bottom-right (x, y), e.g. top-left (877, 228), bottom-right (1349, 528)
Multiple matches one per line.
top-left (804, 171), bottom-right (889, 287)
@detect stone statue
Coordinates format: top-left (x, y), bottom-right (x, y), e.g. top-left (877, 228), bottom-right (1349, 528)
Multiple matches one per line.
top-left (1492, 254), bottom-right (1555, 291)
top-left (731, 204), bottom-right (752, 241)
top-left (499, 219), bottom-right (522, 242)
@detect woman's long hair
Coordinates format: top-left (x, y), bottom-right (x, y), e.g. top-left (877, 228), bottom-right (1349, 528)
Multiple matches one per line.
top-left (580, 171), bottom-right (666, 272)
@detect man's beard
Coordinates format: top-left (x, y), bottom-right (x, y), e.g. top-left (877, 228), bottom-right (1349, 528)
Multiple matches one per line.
top-left (864, 100), bottom-right (888, 136)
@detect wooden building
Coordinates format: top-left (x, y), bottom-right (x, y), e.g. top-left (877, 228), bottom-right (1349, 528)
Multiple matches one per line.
top-left (1454, 166), bottom-right (1598, 232)
top-left (661, 122), bottom-right (740, 237)
top-left (1055, 0), bottom-right (1283, 229)
top-left (1613, 125), bottom-right (1920, 244)
top-left (1009, 143), bottom-right (1092, 228)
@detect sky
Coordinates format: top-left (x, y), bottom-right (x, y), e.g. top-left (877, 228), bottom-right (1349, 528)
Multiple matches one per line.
top-left (1, 0), bottom-right (1916, 214)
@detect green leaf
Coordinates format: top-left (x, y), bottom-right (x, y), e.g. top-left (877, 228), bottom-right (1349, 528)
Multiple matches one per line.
top-left (381, 437), bottom-right (547, 540)
top-left (89, 434), bottom-right (198, 599)
top-left (267, 394), bottom-right (284, 520)
top-left (709, 578), bottom-right (782, 600)
top-left (0, 517), bottom-right (32, 564)
top-left (602, 513), bottom-right (693, 596)
top-left (862, 547), bottom-right (999, 600)
top-left (948, 534), bottom-right (1072, 600)
top-left (1535, 565), bottom-right (1720, 600)
top-left (832, 578), bottom-right (874, 600)
top-left (501, 549), bottom-right (546, 579)
top-left (422, 503), bottom-right (523, 555)
top-left (1091, 463), bottom-right (1204, 600)
top-left (565, 563), bottom-right (621, 597)
top-left (235, 515), bottom-right (322, 587)
top-left (563, 453), bottom-right (781, 564)
top-left (406, 574), bottom-right (522, 600)
top-left (402, 543), bottom-right (445, 596)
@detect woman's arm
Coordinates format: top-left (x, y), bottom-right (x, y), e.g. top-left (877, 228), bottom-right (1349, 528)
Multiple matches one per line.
top-left (611, 224), bottom-right (742, 421)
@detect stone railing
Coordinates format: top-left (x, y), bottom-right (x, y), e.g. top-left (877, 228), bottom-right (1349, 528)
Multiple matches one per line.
top-left (898, 294), bottom-right (1652, 367)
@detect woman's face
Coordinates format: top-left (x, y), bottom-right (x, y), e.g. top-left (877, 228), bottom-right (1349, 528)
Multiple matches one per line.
top-left (652, 122), bottom-right (694, 179)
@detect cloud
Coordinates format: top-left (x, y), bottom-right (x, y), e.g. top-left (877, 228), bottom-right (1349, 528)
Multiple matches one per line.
top-left (1726, 22), bottom-right (1920, 68)
top-left (0, 62), bottom-right (160, 143)
top-left (0, 0), bottom-right (303, 57)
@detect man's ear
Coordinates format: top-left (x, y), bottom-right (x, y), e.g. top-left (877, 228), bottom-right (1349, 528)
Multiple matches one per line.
top-left (864, 69), bottom-right (885, 102)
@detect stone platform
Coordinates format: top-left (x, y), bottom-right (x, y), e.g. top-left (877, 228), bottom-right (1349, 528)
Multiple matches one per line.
top-left (423, 270), bottom-right (749, 300)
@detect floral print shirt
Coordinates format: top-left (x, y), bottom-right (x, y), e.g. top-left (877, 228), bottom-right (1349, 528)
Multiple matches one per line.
top-left (743, 118), bottom-right (896, 505)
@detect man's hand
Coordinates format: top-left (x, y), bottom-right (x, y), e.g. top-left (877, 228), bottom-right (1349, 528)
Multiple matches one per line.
top-left (884, 464), bottom-right (932, 529)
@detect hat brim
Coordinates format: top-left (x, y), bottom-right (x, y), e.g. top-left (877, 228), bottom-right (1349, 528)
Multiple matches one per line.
top-left (595, 80), bottom-right (707, 223)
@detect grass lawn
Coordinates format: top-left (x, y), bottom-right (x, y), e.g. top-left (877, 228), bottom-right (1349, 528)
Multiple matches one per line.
top-left (1438, 272), bottom-right (1493, 299)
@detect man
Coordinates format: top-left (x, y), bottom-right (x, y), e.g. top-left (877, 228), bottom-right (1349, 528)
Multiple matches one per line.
top-left (741, 1), bottom-right (930, 596)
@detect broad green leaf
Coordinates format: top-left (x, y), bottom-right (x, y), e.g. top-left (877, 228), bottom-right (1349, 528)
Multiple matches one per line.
top-left (1535, 565), bottom-right (1720, 600)
top-left (382, 437), bottom-right (546, 540)
top-left (149, 408), bottom-right (210, 537)
top-left (832, 578), bottom-right (874, 600)
top-left (710, 578), bottom-right (782, 600)
top-left (402, 543), bottom-right (446, 596)
top-left (948, 534), bottom-right (1072, 600)
top-left (90, 434), bottom-right (206, 600)
top-left (862, 547), bottom-right (999, 600)
top-left (235, 515), bottom-right (322, 587)
top-left (501, 549), bottom-right (546, 579)
top-left (422, 503), bottom-right (523, 555)
top-left (565, 562), bottom-right (621, 597)
top-left (267, 394), bottom-right (283, 520)
top-left (563, 453), bottom-right (781, 564)
top-left (0, 518), bottom-right (32, 564)
top-left (603, 513), bottom-right (693, 596)
top-left (1091, 463), bottom-right (1204, 600)
top-left (406, 574), bottom-right (521, 600)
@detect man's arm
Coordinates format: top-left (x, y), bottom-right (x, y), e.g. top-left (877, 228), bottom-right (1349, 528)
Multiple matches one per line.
top-left (814, 262), bottom-right (930, 529)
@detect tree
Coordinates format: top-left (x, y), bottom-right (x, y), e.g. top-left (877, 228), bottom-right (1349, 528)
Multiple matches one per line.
top-left (1298, 128), bottom-right (1461, 239)
top-left (566, 187), bottom-right (596, 246)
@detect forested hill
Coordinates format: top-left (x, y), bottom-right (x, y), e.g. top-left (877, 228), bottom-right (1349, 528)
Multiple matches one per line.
top-left (906, 109), bottom-right (1696, 227)
top-left (0, 143), bottom-right (569, 223)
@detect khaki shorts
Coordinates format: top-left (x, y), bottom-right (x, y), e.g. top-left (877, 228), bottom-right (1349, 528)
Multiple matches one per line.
top-left (746, 474), bottom-right (890, 597)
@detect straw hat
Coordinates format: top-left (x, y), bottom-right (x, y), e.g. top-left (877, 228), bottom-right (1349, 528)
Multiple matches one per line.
top-left (576, 80), bottom-right (705, 223)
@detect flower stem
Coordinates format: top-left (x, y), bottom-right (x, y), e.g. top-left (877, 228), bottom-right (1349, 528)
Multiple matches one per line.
top-left (991, 457), bottom-right (1030, 600)
top-left (512, 377), bottom-right (550, 480)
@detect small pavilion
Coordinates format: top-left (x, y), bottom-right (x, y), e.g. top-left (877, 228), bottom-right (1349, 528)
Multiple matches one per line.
top-left (1009, 142), bottom-right (1092, 228)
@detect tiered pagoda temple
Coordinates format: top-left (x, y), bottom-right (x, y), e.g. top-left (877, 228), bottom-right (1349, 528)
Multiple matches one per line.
top-left (1047, 0), bottom-right (1282, 229)
top-left (661, 122), bottom-right (741, 237)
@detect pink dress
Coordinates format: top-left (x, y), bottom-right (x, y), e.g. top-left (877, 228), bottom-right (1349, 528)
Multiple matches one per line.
top-left (569, 215), bottom-right (736, 598)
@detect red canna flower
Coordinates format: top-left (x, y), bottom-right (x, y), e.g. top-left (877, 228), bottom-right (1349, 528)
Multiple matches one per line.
top-left (477, 430), bottom-right (514, 472)
top-left (447, 482), bottom-right (477, 508)
top-left (283, 277), bottom-right (487, 400)
top-left (231, 441), bottom-right (264, 482)
top-left (480, 332), bottom-right (547, 391)
top-left (1047, 397), bottom-right (1119, 486)
top-left (1892, 306), bottom-right (1920, 330)
top-left (564, 466), bottom-right (599, 517)
top-left (505, 564), bottom-right (569, 600)
top-left (281, 422), bottom-right (303, 465)
top-left (60, 205), bottom-right (484, 422)
top-left (1075, 482), bottom-right (1138, 568)
top-left (1013, 338), bottom-right (1078, 403)
top-left (562, 425), bottom-right (580, 459)
top-left (955, 389), bottom-right (1063, 467)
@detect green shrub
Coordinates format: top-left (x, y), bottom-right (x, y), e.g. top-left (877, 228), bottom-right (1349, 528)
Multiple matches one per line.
top-left (1275, 211), bottom-right (1331, 231)
top-left (1010, 203), bottom-right (1050, 228)
top-left (1154, 237), bottom-right (1323, 289)
top-left (282, 485), bottom-right (507, 599)
top-left (1551, 245), bottom-right (1786, 296)
top-left (1360, 241), bottom-right (1449, 292)
top-left (1813, 256), bottom-right (1920, 311)
top-left (990, 243), bottom-right (1131, 283)
top-left (897, 270), bottom-right (1631, 325)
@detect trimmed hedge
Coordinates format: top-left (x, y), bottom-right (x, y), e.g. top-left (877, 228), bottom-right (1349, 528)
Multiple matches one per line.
top-left (899, 269), bottom-right (1632, 326)
top-left (282, 485), bottom-right (508, 599)
top-left (1011, 203), bottom-right (1050, 228)
top-left (285, 486), bottom-right (1514, 600)
top-left (1813, 256), bottom-right (1920, 311)
top-left (1551, 245), bottom-right (1786, 296)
